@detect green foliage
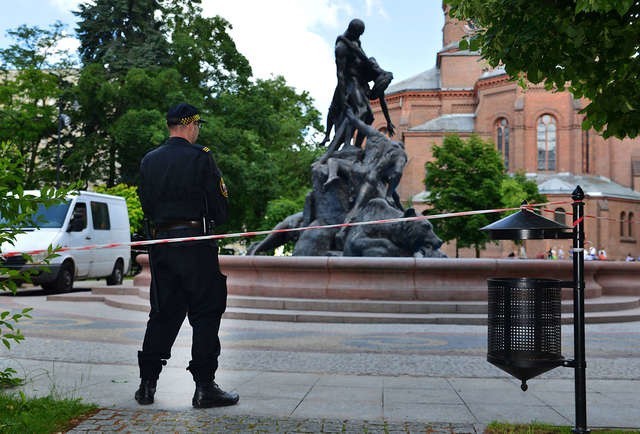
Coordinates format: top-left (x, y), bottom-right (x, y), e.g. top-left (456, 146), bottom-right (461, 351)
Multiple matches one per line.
top-left (0, 392), bottom-right (97, 432)
top-left (70, 65), bottom-right (188, 187)
top-left (425, 137), bottom-right (546, 256)
top-left (425, 135), bottom-right (505, 257)
top-left (485, 420), bottom-right (637, 434)
top-left (0, 22), bottom-right (77, 188)
top-left (253, 195), bottom-right (308, 254)
top-left (209, 76), bottom-right (322, 232)
top-left (164, 3), bottom-right (252, 91)
top-left (108, 106), bottom-right (166, 185)
top-left (501, 172), bottom-right (547, 209)
top-left (0, 369), bottom-right (23, 389)
top-left (0, 141), bottom-right (68, 385)
top-left (74, 0), bottom-right (170, 74)
top-left (0, 142), bottom-right (68, 255)
top-left (446, 0), bottom-right (640, 139)
top-left (0, 309), bottom-right (32, 352)
top-left (69, 0), bottom-right (253, 187)
top-left (94, 184), bottom-right (144, 235)
top-left (261, 195), bottom-right (307, 231)
top-left (70, 0), bottom-right (320, 231)
top-left (1, 2), bottom-right (321, 236)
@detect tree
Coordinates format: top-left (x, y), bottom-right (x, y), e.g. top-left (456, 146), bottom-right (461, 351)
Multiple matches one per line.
top-left (163, 2), bottom-right (252, 93)
top-left (74, 0), bottom-right (170, 75)
top-left (72, 0), bottom-right (254, 187)
top-left (207, 76), bottom-right (322, 233)
top-left (0, 141), bottom-right (67, 386)
top-left (256, 195), bottom-right (307, 254)
top-left (3, 1), bottom-right (321, 238)
top-left (425, 135), bottom-right (505, 257)
top-left (73, 0), bottom-right (175, 186)
top-left (0, 22), bottom-right (77, 187)
top-left (499, 172), bottom-right (547, 256)
top-left (66, 65), bottom-right (181, 186)
top-left (446, 0), bottom-right (640, 139)
top-left (501, 172), bottom-right (547, 210)
top-left (94, 183), bottom-right (144, 235)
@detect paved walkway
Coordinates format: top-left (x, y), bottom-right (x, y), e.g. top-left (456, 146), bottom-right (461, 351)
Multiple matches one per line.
top-left (1, 285), bottom-right (639, 432)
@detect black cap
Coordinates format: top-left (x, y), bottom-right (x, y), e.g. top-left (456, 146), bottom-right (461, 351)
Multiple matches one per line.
top-left (166, 103), bottom-right (207, 126)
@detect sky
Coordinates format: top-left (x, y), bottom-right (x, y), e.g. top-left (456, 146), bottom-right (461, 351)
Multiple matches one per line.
top-left (0, 0), bottom-right (445, 115)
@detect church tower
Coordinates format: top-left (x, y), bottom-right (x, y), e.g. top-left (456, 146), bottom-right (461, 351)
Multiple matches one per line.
top-left (437, 3), bottom-right (485, 89)
top-left (441, 3), bottom-right (468, 49)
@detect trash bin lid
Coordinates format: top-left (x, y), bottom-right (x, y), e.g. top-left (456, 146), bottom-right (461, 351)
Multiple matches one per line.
top-left (481, 205), bottom-right (571, 240)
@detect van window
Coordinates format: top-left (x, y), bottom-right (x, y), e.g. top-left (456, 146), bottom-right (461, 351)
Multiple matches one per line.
top-left (71, 203), bottom-right (88, 230)
top-left (91, 201), bottom-right (111, 230)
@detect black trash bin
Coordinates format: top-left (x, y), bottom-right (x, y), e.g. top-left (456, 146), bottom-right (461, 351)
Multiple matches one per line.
top-left (487, 277), bottom-right (564, 390)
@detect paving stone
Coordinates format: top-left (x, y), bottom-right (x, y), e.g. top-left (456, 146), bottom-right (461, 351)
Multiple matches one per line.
top-left (3, 294), bottom-right (640, 431)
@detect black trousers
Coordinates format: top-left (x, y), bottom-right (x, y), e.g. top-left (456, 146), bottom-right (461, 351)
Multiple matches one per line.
top-left (140, 229), bottom-right (227, 380)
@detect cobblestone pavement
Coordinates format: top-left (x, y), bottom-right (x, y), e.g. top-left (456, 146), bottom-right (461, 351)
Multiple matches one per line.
top-left (68, 410), bottom-right (478, 433)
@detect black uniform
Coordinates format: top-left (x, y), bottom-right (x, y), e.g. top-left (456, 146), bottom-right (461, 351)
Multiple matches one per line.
top-left (138, 136), bottom-right (229, 383)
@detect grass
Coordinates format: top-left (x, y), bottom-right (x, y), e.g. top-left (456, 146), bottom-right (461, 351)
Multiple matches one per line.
top-left (485, 421), bottom-right (640, 434)
top-left (2, 391), bottom-right (640, 434)
top-left (0, 391), bottom-right (98, 434)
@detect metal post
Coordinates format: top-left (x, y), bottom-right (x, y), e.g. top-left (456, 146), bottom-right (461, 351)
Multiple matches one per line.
top-left (571, 185), bottom-right (588, 433)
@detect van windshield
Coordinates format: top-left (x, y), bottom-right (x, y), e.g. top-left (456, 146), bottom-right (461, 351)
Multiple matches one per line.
top-left (0, 202), bottom-right (72, 229)
top-left (27, 202), bottom-right (71, 228)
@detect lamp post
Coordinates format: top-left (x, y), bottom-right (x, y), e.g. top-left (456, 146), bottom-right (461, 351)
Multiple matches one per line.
top-left (571, 186), bottom-right (588, 433)
top-left (56, 100), bottom-right (70, 189)
top-left (56, 99), bottom-right (62, 188)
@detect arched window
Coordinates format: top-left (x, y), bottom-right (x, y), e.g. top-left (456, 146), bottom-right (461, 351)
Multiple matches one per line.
top-left (620, 211), bottom-right (627, 237)
top-left (537, 114), bottom-right (557, 171)
top-left (629, 212), bottom-right (635, 238)
top-left (496, 118), bottom-right (509, 169)
top-left (554, 207), bottom-right (566, 225)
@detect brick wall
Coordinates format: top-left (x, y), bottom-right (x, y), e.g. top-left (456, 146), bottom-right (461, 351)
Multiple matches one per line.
top-left (367, 5), bottom-right (640, 259)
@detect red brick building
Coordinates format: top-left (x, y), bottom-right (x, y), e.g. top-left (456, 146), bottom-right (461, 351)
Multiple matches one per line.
top-left (372, 5), bottom-right (640, 260)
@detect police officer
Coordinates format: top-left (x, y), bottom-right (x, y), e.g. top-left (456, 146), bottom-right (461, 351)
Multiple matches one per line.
top-left (136, 103), bottom-right (238, 408)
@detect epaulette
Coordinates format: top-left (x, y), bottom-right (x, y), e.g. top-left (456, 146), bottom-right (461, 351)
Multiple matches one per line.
top-left (188, 143), bottom-right (210, 153)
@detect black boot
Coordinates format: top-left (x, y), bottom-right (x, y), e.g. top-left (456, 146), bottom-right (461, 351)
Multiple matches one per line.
top-left (135, 351), bottom-right (166, 405)
top-left (192, 382), bottom-right (239, 408)
top-left (134, 379), bottom-right (157, 405)
top-left (187, 361), bottom-right (239, 408)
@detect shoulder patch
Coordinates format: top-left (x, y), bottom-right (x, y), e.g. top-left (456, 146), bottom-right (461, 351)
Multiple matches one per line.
top-left (219, 177), bottom-right (229, 198)
top-left (202, 146), bottom-right (210, 153)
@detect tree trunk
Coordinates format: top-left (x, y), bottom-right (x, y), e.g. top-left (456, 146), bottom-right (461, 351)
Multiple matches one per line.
top-left (108, 142), bottom-right (117, 187)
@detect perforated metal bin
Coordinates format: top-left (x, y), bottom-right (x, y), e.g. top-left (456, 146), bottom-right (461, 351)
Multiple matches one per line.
top-left (487, 277), bottom-right (564, 391)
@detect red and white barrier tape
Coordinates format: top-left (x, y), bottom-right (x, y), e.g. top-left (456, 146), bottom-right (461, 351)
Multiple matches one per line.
top-left (1, 201), bottom-right (572, 259)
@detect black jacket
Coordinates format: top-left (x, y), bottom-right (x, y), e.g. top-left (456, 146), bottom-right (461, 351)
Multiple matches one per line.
top-left (139, 136), bottom-right (229, 226)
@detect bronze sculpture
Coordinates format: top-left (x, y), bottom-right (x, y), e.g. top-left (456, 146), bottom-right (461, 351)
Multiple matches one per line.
top-left (248, 19), bottom-right (445, 258)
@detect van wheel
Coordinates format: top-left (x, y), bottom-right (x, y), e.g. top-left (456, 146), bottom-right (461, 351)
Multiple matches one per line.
top-left (106, 259), bottom-right (124, 286)
top-left (42, 261), bottom-right (74, 293)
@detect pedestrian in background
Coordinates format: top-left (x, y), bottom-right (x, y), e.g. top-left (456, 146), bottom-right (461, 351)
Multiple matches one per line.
top-left (558, 247), bottom-right (565, 260)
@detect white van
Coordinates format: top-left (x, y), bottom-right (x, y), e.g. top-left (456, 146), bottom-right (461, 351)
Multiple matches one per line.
top-left (1, 190), bottom-right (131, 292)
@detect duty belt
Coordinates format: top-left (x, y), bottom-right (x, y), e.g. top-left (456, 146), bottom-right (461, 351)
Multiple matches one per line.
top-left (155, 220), bottom-right (203, 232)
